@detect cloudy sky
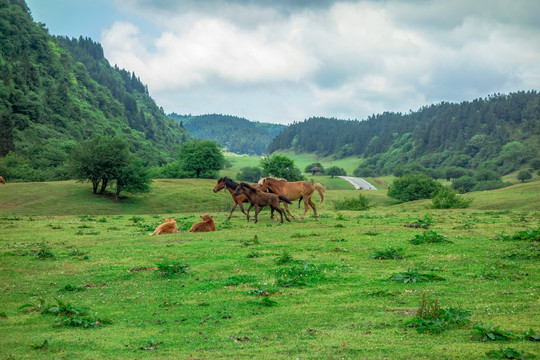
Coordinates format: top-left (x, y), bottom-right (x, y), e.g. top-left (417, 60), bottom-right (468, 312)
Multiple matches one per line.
top-left (27, 0), bottom-right (540, 124)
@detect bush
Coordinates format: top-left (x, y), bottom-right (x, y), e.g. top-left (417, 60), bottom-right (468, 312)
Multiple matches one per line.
top-left (410, 230), bottom-right (452, 244)
top-left (431, 187), bottom-right (473, 209)
top-left (473, 180), bottom-right (512, 191)
top-left (387, 173), bottom-right (443, 202)
top-left (452, 176), bottom-right (476, 193)
top-left (332, 195), bottom-right (370, 210)
top-left (237, 167), bottom-right (263, 183)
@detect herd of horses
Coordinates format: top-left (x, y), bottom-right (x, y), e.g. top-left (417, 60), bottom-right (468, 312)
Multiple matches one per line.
top-left (152, 176), bottom-right (326, 235)
top-left (214, 177), bottom-right (326, 223)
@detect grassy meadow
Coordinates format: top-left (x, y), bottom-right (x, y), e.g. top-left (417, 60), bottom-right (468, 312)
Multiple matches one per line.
top-left (0, 178), bottom-right (539, 359)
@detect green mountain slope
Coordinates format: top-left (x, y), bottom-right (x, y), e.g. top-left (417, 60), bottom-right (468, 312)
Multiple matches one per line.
top-left (268, 91), bottom-right (540, 175)
top-left (0, 0), bottom-right (190, 181)
top-left (169, 113), bottom-right (285, 155)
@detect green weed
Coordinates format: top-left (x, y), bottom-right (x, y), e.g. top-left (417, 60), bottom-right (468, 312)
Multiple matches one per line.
top-left (275, 250), bottom-right (295, 265)
top-left (406, 292), bottom-right (471, 334)
top-left (405, 214), bottom-right (434, 229)
top-left (471, 322), bottom-right (514, 341)
top-left (274, 263), bottom-right (323, 288)
top-left (155, 261), bottom-right (189, 278)
top-left (59, 284), bottom-right (85, 292)
top-left (410, 230), bottom-right (452, 244)
top-left (486, 347), bottom-right (533, 359)
top-left (223, 275), bottom-right (257, 286)
top-left (496, 228), bottom-right (540, 242)
top-left (36, 243), bottom-right (55, 260)
top-left (31, 339), bottom-right (49, 350)
top-left (370, 246), bottom-right (404, 260)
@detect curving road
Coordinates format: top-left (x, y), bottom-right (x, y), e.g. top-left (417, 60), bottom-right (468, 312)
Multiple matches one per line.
top-left (338, 176), bottom-right (377, 190)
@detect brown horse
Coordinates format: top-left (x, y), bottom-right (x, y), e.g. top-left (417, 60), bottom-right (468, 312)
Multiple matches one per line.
top-left (0, 176), bottom-right (5, 184)
top-left (232, 183), bottom-right (292, 224)
top-left (259, 178), bottom-right (326, 221)
top-left (213, 177), bottom-right (251, 220)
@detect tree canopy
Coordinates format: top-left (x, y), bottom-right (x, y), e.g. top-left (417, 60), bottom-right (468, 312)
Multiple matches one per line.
top-left (177, 140), bottom-right (224, 178)
top-left (259, 154), bottom-right (305, 181)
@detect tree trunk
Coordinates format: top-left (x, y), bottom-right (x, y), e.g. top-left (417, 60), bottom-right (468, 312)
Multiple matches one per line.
top-left (196, 169), bottom-right (201, 178)
top-left (92, 180), bottom-right (99, 194)
top-left (100, 178), bottom-right (108, 194)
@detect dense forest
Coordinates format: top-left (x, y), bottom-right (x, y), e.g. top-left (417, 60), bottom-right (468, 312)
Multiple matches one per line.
top-left (269, 91), bottom-right (540, 176)
top-left (0, 0), bottom-right (190, 181)
top-left (168, 113), bottom-right (285, 155)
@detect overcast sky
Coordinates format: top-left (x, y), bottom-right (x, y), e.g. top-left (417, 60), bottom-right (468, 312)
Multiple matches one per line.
top-left (27, 0), bottom-right (540, 124)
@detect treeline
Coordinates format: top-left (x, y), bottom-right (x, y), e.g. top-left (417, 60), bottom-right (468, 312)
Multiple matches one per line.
top-left (268, 91), bottom-right (540, 176)
top-left (169, 113), bottom-right (285, 155)
top-left (0, 0), bottom-right (190, 181)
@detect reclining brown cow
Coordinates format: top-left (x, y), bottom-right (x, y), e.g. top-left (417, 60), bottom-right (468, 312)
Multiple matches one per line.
top-left (151, 217), bottom-right (178, 235)
top-left (188, 215), bottom-right (216, 233)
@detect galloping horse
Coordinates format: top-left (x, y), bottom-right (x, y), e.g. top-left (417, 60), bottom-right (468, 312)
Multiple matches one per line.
top-left (213, 177), bottom-right (253, 220)
top-left (259, 178), bottom-right (326, 221)
top-left (232, 183), bottom-right (292, 224)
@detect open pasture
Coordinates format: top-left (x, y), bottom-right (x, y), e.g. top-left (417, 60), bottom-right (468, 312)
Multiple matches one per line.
top-left (0, 181), bottom-right (539, 359)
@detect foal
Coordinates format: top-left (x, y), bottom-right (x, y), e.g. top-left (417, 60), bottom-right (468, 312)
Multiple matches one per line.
top-left (232, 183), bottom-right (292, 224)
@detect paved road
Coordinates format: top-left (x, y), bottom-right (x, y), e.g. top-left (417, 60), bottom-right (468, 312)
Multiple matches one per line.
top-left (338, 176), bottom-right (377, 190)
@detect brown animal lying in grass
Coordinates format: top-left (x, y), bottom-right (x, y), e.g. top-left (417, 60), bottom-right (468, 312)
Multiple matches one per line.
top-left (0, 176), bottom-right (5, 184)
top-left (188, 215), bottom-right (216, 233)
top-left (151, 217), bottom-right (178, 235)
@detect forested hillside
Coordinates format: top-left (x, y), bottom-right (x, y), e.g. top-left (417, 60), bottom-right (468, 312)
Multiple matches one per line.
top-left (0, 0), bottom-right (190, 181)
top-left (169, 113), bottom-right (285, 155)
top-left (269, 91), bottom-right (540, 176)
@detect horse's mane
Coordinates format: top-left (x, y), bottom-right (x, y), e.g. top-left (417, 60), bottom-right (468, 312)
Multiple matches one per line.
top-left (218, 177), bottom-right (239, 190)
top-left (240, 182), bottom-right (257, 191)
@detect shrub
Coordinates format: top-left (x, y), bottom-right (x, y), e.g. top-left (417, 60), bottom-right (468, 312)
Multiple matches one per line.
top-left (473, 180), bottom-right (512, 191)
top-left (155, 261), bottom-right (189, 278)
top-left (431, 187), bottom-right (473, 209)
top-left (486, 347), bottom-right (533, 359)
top-left (405, 292), bottom-right (471, 334)
top-left (471, 322), bottom-right (514, 341)
top-left (370, 246), bottom-right (404, 260)
top-left (405, 214), bottom-right (434, 229)
top-left (274, 263), bottom-right (322, 287)
top-left (387, 173), bottom-right (443, 202)
top-left (332, 195), bottom-right (370, 210)
top-left (410, 230), bottom-right (452, 244)
top-left (237, 167), bottom-right (263, 183)
top-left (452, 176), bottom-right (476, 193)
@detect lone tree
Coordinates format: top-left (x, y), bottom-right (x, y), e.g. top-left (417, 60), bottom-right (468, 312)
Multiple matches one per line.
top-left (178, 139), bottom-right (224, 178)
top-left (326, 166), bottom-right (346, 178)
top-left (68, 135), bottom-right (129, 194)
top-left (517, 170), bottom-right (532, 183)
top-left (260, 154), bottom-right (305, 181)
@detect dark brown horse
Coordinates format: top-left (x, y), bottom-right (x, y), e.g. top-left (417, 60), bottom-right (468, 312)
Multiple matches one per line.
top-left (232, 183), bottom-right (292, 224)
top-left (213, 177), bottom-right (251, 220)
top-left (259, 178), bottom-right (326, 221)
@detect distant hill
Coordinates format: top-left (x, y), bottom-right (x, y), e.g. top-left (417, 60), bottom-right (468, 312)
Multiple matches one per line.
top-left (0, 0), bottom-right (190, 181)
top-left (169, 113), bottom-right (285, 155)
top-left (268, 91), bottom-right (540, 176)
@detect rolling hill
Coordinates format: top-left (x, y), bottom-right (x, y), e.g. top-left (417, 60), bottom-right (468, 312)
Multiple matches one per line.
top-left (169, 113), bottom-right (285, 155)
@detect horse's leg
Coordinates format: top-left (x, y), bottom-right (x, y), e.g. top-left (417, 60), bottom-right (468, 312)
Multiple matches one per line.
top-left (238, 200), bottom-right (247, 215)
top-left (226, 202), bottom-right (238, 221)
top-left (308, 198), bottom-right (318, 220)
top-left (278, 204), bottom-right (291, 223)
top-left (300, 195), bottom-right (311, 221)
top-left (254, 205), bottom-right (260, 224)
top-left (246, 204), bottom-right (254, 222)
top-left (298, 196), bottom-right (303, 209)
top-left (283, 202), bottom-right (296, 221)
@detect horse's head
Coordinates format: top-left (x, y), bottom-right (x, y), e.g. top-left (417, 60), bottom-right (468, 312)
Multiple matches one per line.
top-left (259, 178), bottom-right (269, 191)
top-left (213, 177), bottom-right (227, 193)
top-left (232, 182), bottom-right (244, 197)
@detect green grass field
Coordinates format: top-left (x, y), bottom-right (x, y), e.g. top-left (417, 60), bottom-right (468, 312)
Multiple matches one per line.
top-left (1, 180), bottom-right (539, 359)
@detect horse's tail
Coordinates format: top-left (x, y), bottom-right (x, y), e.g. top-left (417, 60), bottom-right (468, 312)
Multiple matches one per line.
top-left (314, 183), bottom-right (326, 204)
top-left (278, 195), bottom-right (292, 204)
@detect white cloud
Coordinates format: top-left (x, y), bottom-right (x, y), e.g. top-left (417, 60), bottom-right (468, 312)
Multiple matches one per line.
top-left (101, 0), bottom-right (540, 124)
